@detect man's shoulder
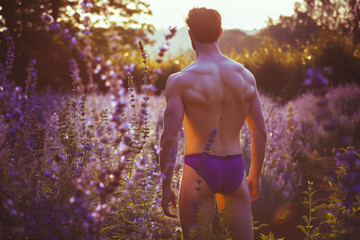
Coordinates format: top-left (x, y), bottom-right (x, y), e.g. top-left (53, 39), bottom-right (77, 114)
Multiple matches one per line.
top-left (167, 71), bottom-right (185, 85)
top-left (167, 66), bottom-right (195, 85)
top-left (240, 66), bottom-right (256, 86)
top-left (224, 57), bottom-right (256, 86)
top-left (165, 71), bottom-right (188, 94)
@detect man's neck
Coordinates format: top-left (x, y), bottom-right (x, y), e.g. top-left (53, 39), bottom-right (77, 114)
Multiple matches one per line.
top-left (195, 42), bottom-right (222, 60)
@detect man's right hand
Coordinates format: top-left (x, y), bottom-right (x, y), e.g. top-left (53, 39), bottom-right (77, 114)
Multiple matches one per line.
top-left (247, 175), bottom-right (261, 202)
top-left (161, 187), bottom-right (177, 218)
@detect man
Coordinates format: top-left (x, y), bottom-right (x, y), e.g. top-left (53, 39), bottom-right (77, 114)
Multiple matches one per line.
top-left (160, 7), bottom-right (267, 240)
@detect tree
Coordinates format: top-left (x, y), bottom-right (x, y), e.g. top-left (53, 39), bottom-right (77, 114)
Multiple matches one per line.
top-left (261, 0), bottom-right (360, 47)
top-left (296, 0), bottom-right (360, 46)
top-left (0, 0), bottom-right (154, 90)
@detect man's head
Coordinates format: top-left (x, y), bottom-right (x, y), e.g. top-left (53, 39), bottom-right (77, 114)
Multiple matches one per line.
top-left (185, 7), bottom-right (222, 44)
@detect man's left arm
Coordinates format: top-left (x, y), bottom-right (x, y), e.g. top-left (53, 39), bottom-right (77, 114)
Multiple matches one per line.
top-left (160, 74), bottom-right (184, 217)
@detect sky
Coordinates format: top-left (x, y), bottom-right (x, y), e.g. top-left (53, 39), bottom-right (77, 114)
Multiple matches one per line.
top-left (143, 0), bottom-right (299, 30)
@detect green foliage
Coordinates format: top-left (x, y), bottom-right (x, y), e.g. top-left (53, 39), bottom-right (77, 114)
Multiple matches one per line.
top-left (307, 31), bottom-right (360, 86)
top-left (239, 38), bottom-right (305, 101)
top-left (253, 219), bottom-right (269, 233)
top-left (296, 181), bottom-right (322, 240)
top-left (296, 164), bottom-right (360, 240)
top-left (260, 231), bottom-right (285, 240)
top-left (221, 31), bottom-right (360, 101)
top-left (0, 0), bottom-right (154, 90)
top-left (297, 0), bottom-right (360, 45)
top-left (220, 29), bottom-right (263, 53)
top-left (187, 191), bottom-right (237, 239)
top-left (321, 166), bottom-right (348, 240)
top-left (263, 0), bottom-right (360, 46)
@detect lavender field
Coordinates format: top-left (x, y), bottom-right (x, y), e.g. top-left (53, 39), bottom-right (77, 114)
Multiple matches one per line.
top-left (1, 1), bottom-right (360, 239)
top-left (1, 60), bottom-right (360, 239)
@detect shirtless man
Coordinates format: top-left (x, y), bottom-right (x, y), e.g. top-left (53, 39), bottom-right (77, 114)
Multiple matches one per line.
top-left (160, 7), bottom-right (267, 240)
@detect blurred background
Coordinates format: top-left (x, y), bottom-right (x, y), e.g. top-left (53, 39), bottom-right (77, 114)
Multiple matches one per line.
top-left (1, 0), bottom-right (359, 102)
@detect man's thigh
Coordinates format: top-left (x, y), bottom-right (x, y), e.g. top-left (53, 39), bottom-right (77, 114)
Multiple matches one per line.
top-left (216, 172), bottom-right (253, 240)
top-left (179, 164), bottom-right (215, 239)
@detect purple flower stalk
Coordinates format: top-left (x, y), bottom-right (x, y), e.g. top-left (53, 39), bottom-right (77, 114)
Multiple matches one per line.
top-left (3, 29), bottom-right (15, 79)
top-left (157, 26), bottom-right (177, 63)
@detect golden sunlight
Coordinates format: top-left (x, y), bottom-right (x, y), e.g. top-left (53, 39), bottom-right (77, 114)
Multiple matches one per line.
top-left (144, 0), bottom-right (299, 30)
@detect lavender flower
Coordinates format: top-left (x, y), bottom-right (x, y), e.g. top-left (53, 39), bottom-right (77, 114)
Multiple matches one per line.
top-left (3, 29), bottom-right (15, 79)
top-left (304, 68), bottom-right (329, 88)
top-left (138, 39), bottom-right (147, 64)
top-left (191, 128), bottom-right (217, 226)
top-left (124, 63), bottom-right (135, 72)
top-left (157, 26), bottom-right (177, 63)
top-left (335, 147), bottom-right (360, 207)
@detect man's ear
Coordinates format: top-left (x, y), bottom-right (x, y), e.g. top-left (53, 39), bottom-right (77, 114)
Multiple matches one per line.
top-left (218, 28), bottom-right (223, 39)
top-left (188, 29), bottom-right (193, 40)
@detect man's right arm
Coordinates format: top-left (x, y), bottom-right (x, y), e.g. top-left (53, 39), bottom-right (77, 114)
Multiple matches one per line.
top-left (159, 74), bottom-right (184, 217)
top-left (245, 77), bottom-right (267, 201)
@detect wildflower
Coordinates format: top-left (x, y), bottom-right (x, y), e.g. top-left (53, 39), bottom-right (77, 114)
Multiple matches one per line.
top-left (84, 29), bottom-right (91, 35)
top-left (138, 40), bottom-right (147, 64)
top-left (165, 26), bottom-right (177, 40)
top-left (124, 63), bottom-right (135, 72)
top-left (304, 68), bottom-right (329, 88)
top-left (157, 27), bottom-right (177, 63)
top-left (41, 13), bottom-right (54, 24)
top-left (156, 68), bottom-right (162, 74)
top-left (80, 0), bottom-right (93, 13)
top-left (141, 84), bottom-right (156, 94)
top-left (94, 64), bottom-right (102, 74)
top-left (71, 36), bottom-right (77, 46)
top-left (3, 29), bottom-right (15, 78)
top-left (335, 147), bottom-right (360, 207)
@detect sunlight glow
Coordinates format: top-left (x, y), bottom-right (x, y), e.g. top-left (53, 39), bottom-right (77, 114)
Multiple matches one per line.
top-left (144, 0), bottom-right (299, 30)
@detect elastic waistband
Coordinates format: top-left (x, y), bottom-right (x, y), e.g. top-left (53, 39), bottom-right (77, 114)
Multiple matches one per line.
top-left (185, 153), bottom-right (242, 161)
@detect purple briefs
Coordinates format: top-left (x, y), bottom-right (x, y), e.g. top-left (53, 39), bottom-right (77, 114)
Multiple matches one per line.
top-left (184, 154), bottom-right (244, 195)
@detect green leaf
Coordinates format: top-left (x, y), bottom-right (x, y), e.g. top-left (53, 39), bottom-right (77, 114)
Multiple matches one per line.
top-left (314, 204), bottom-right (326, 210)
top-left (309, 190), bottom-right (317, 196)
top-left (269, 231), bottom-right (275, 240)
top-left (259, 233), bottom-right (267, 240)
top-left (296, 225), bottom-right (308, 235)
top-left (302, 215), bottom-right (309, 224)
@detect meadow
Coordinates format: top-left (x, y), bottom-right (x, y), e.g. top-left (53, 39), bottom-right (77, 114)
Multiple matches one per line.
top-left (1, 1), bottom-right (360, 239)
top-left (1, 42), bottom-right (360, 239)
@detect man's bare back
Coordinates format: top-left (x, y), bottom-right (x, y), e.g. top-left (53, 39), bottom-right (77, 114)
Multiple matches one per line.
top-left (160, 7), bottom-right (267, 240)
top-left (173, 55), bottom-right (256, 156)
